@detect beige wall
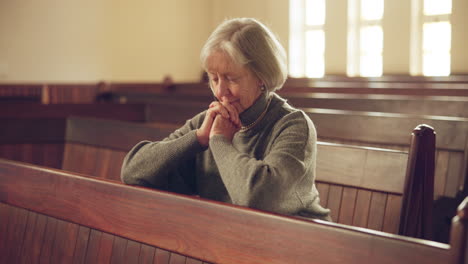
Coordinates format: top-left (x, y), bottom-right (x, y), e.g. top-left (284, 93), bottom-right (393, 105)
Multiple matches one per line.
top-left (0, 0), bottom-right (111, 82)
top-left (211, 0), bottom-right (289, 53)
top-left (0, 0), bottom-right (466, 82)
top-left (324, 0), bottom-right (348, 74)
top-left (109, 0), bottom-right (212, 82)
top-left (383, 0), bottom-right (411, 74)
top-left (0, 0), bottom-right (211, 82)
top-left (451, 0), bottom-right (468, 74)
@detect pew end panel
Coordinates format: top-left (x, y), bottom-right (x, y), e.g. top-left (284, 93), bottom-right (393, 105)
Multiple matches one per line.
top-left (399, 124), bottom-right (436, 240)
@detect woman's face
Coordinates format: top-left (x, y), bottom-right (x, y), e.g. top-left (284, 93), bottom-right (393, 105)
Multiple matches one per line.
top-left (205, 51), bottom-right (262, 113)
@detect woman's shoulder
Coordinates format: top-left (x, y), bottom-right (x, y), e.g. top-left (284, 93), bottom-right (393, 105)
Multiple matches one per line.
top-left (267, 94), bottom-right (316, 140)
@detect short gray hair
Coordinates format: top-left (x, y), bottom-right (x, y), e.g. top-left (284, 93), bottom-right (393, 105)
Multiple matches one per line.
top-left (200, 18), bottom-right (288, 92)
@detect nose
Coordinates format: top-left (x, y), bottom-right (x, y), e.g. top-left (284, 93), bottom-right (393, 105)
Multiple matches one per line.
top-left (214, 77), bottom-right (229, 100)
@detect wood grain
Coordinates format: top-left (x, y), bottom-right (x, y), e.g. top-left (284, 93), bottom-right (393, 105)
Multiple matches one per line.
top-left (326, 185), bottom-right (343, 223)
top-left (139, 244), bottom-right (156, 264)
top-left (383, 195), bottom-right (403, 234)
top-left (5, 207), bottom-right (29, 263)
top-left (20, 211), bottom-right (39, 264)
top-left (316, 143), bottom-right (407, 194)
top-left (338, 187), bottom-right (358, 225)
top-left (110, 236), bottom-right (128, 264)
top-left (50, 219), bottom-right (79, 263)
top-left (445, 152), bottom-right (464, 196)
top-left (97, 233), bottom-right (115, 263)
top-left (39, 216), bottom-right (58, 264)
top-left (352, 190), bottom-right (372, 228)
top-left (434, 151), bottom-right (449, 198)
top-left (84, 229), bottom-right (102, 263)
top-left (367, 192), bottom-right (388, 231)
top-left (72, 226), bottom-right (91, 264)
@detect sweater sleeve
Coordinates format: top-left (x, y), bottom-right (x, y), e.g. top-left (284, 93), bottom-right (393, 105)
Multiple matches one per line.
top-left (209, 111), bottom-right (315, 213)
top-left (121, 112), bottom-right (206, 190)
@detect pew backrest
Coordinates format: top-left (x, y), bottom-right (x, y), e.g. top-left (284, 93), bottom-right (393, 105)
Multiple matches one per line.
top-left (284, 94), bottom-right (468, 118)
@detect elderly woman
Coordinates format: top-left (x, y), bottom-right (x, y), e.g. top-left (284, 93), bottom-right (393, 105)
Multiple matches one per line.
top-left (121, 18), bottom-right (330, 221)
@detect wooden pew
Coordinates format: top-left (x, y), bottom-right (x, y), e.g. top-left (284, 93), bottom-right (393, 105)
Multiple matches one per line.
top-left (285, 75), bottom-right (468, 84)
top-left (37, 99), bottom-right (463, 203)
top-left (278, 86), bottom-right (468, 97)
top-left (0, 83), bottom-right (43, 102)
top-left (0, 103), bottom-right (154, 169)
top-left (2, 79), bottom-right (467, 104)
top-left (100, 91), bottom-right (468, 118)
top-left (62, 117), bottom-right (436, 238)
top-left (62, 117), bottom-right (175, 179)
top-left (299, 108), bottom-right (468, 199)
top-left (43, 83), bottom-right (104, 104)
top-left (0, 83), bottom-right (105, 104)
top-left (0, 102), bottom-right (149, 121)
top-left (284, 94), bottom-right (468, 118)
top-left (0, 116), bottom-right (435, 237)
top-left (1, 158), bottom-right (465, 264)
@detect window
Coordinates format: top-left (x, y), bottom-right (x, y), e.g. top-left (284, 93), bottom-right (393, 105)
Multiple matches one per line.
top-left (289, 0), bottom-right (326, 78)
top-left (411, 0), bottom-right (452, 76)
top-left (347, 0), bottom-right (384, 77)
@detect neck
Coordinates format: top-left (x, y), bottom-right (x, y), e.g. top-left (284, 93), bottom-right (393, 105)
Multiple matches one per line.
top-left (239, 93), bottom-right (270, 131)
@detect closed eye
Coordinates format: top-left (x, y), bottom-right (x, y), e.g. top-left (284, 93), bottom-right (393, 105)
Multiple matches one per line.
top-left (227, 76), bottom-right (240, 82)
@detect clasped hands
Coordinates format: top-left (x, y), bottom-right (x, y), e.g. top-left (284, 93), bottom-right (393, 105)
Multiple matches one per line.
top-left (196, 97), bottom-right (241, 147)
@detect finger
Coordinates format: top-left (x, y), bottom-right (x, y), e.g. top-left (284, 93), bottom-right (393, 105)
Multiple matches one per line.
top-left (209, 101), bottom-right (219, 108)
top-left (210, 103), bottom-right (230, 119)
top-left (220, 100), bottom-right (240, 126)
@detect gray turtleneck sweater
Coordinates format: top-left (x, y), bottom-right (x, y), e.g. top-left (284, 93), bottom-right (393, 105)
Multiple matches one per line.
top-left (121, 93), bottom-right (330, 220)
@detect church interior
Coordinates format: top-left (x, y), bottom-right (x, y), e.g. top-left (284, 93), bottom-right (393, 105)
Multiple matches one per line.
top-left (1, 1), bottom-right (467, 263)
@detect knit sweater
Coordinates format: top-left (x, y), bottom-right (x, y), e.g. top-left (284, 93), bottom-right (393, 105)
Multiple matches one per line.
top-left (121, 93), bottom-right (331, 220)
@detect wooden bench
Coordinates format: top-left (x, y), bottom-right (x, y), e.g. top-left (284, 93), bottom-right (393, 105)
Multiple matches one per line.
top-left (39, 99), bottom-right (464, 203)
top-left (0, 83), bottom-right (105, 104)
top-left (279, 86), bottom-right (468, 97)
top-left (299, 108), bottom-right (468, 199)
top-left (0, 84), bottom-right (42, 102)
top-left (285, 75), bottom-right (468, 84)
top-left (0, 102), bottom-right (149, 121)
top-left (0, 103), bottom-right (158, 169)
top-left (100, 91), bottom-right (468, 118)
top-left (0, 116), bottom-right (435, 237)
top-left (2, 79), bottom-right (467, 104)
top-left (12, 116), bottom-right (430, 238)
top-left (1, 158), bottom-right (465, 264)
top-left (284, 94), bottom-right (468, 118)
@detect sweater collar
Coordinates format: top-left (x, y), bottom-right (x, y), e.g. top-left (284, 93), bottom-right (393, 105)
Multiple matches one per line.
top-left (239, 92), bottom-right (269, 127)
